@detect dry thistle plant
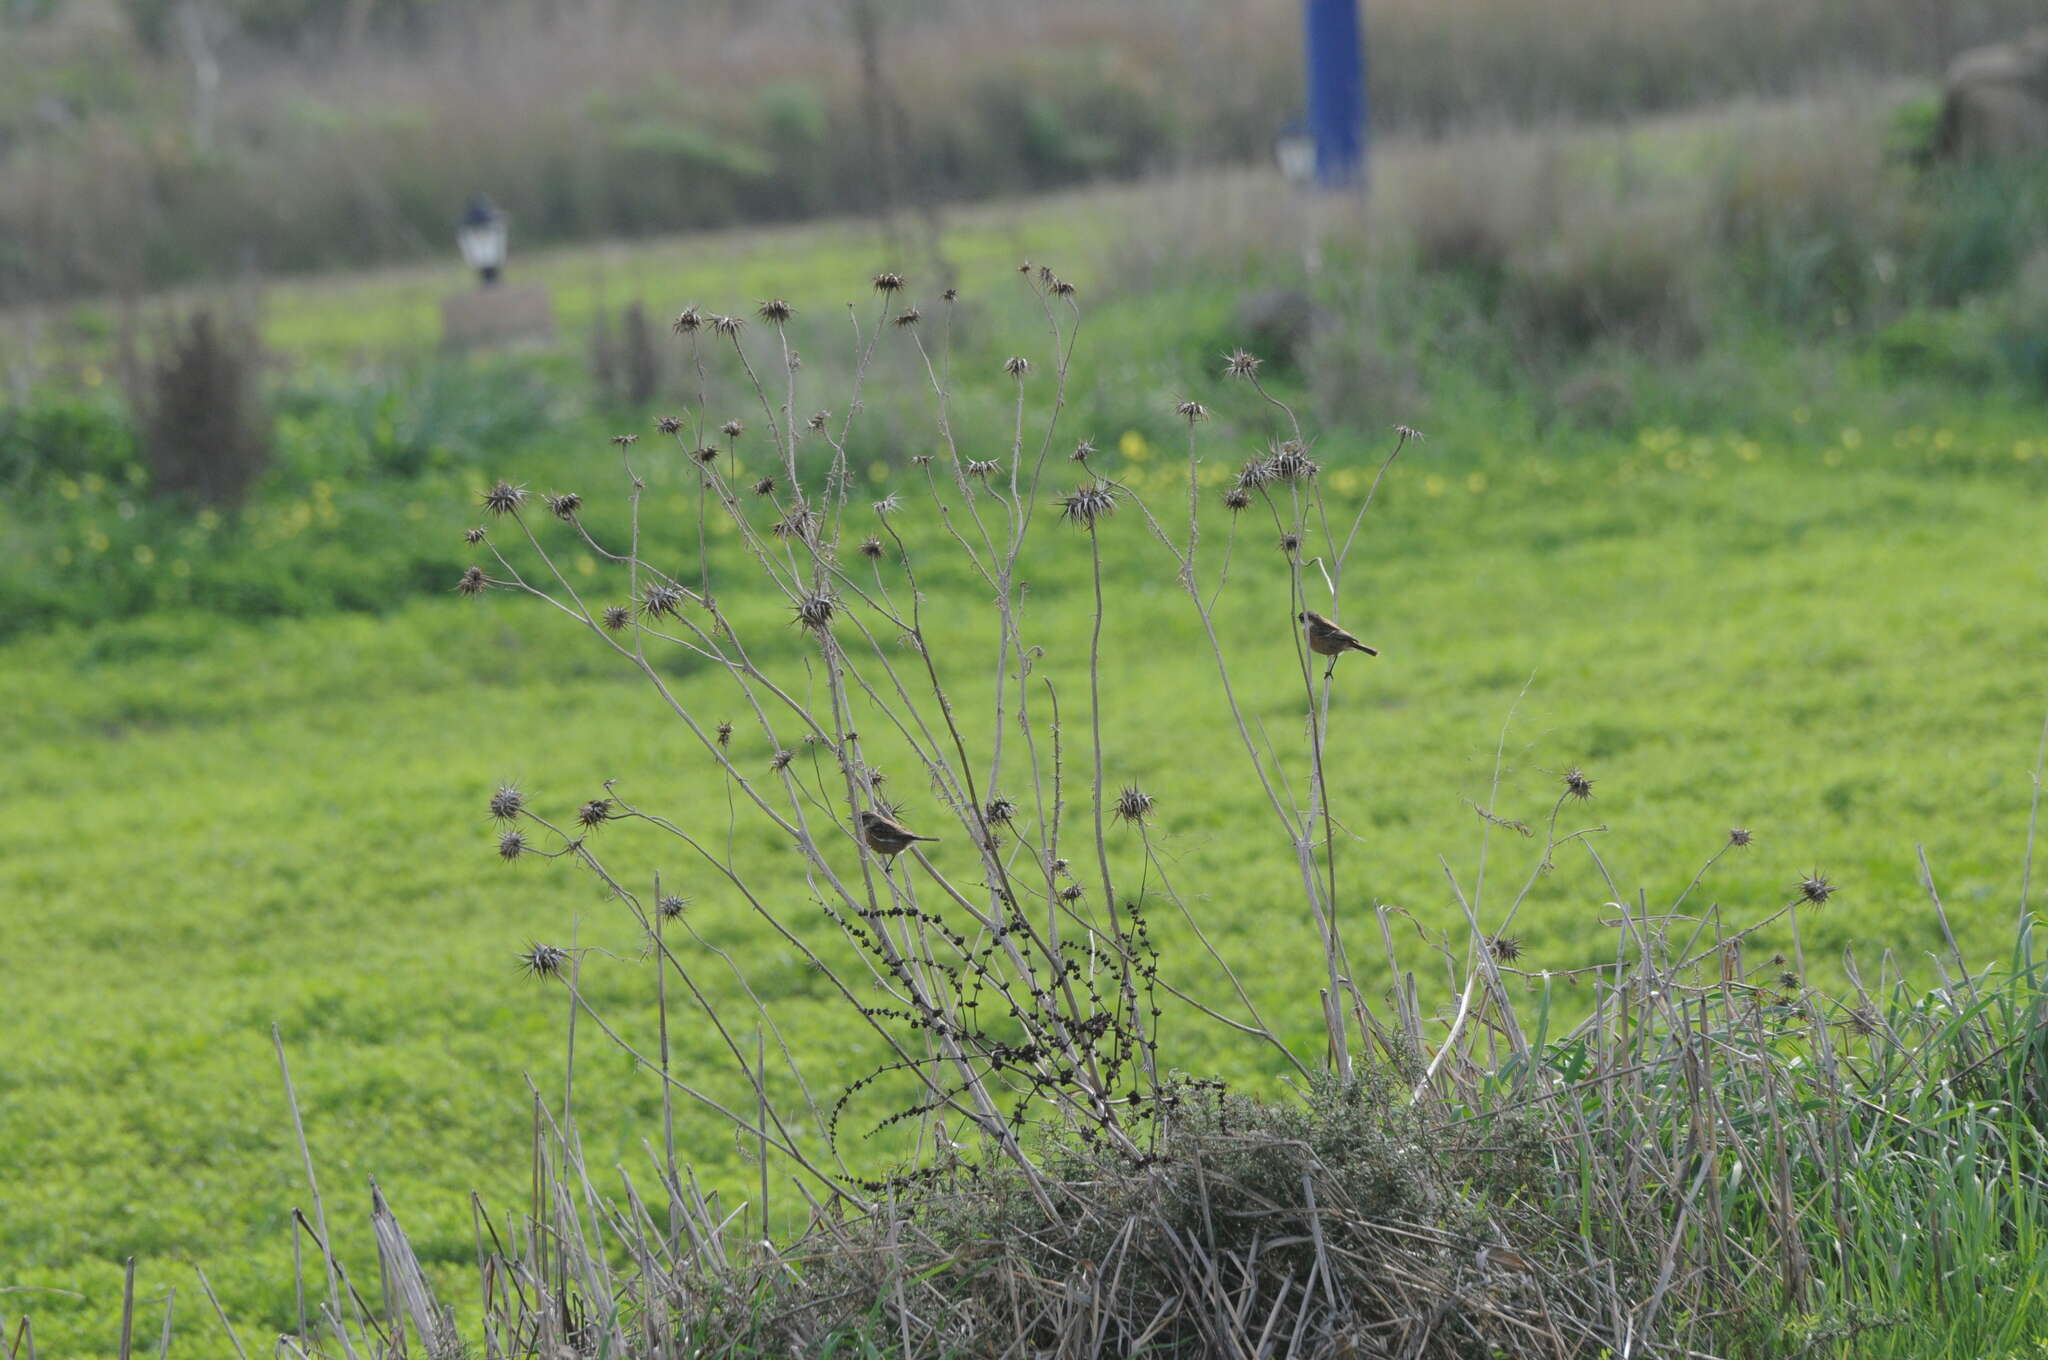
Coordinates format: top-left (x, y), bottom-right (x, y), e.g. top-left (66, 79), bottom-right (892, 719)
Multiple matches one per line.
top-left (457, 265), bottom-right (1426, 1207)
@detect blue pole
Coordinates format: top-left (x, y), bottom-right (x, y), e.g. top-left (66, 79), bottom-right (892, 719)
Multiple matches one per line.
top-left (1303, 0), bottom-right (1367, 189)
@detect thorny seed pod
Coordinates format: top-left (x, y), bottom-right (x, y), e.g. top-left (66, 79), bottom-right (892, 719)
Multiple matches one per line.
top-left (942, 287), bottom-right (958, 302)
top-left (752, 476), bottom-right (777, 496)
top-left (498, 830), bottom-right (529, 861)
top-left (793, 593), bottom-right (835, 631)
top-left (1072, 439), bottom-right (1096, 462)
top-left (808, 410), bottom-right (829, 431)
top-left (546, 492), bottom-right (582, 520)
top-left (1237, 458), bottom-right (1277, 490)
top-left (966, 459), bottom-right (1001, 478)
top-left (671, 307), bottom-right (702, 334)
top-left (1846, 1005), bottom-right (1880, 1037)
top-left (1050, 277), bottom-right (1076, 298)
top-left (721, 419), bottom-right (745, 438)
top-left (488, 784), bottom-right (526, 820)
top-left (757, 299), bottom-right (794, 322)
top-left (1798, 873), bottom-right (1838, 906)
top-left (1488, 934), bottom-right (1523, 963)
top-left (773, 510), bottom-right (817, 540)
top-left (1223, 349), bottom-right (1262, 379)
top-left (611, 434), bottom-right (638, 447)
top-left (481, 480), bottom-right (528, 515)
top-left (1060, 884), bottom-right (1085, 903)
top-left (1777, 970), bottom-right (1801, 990)
top-left (1176, 400), bottom-right (1208, 424)
top-left (1058, 482), bottom-right (1117, 529)
top-left (456, 566), bottom-right (489, 596)
top-left (1278, 532), bottom-right (1301, 554)
top-left (1393, 424), bottom-right (1426, 442)
top-left (709, 314), bottom-right (745, 337)
top-left (691, 446), bottom-right (721, 464)
top-left (872, 271), bottom-right (906, 293)
top-left (656, 415), bottom-right (684, 435)
top-left (716, 721), bottom-right (733, 747)
top-left (873, 493), bottom-right (902, 515)
top-left (910, 454), bottom-right (933, 467)
top-left (857, 537), bottom-right (885, 559)
top-left (577, 798), bottom-right (613, 829)
top-left (984, 796), bottom-right (1017, 825)
top-left (1222, 487), bottom-right (1252, 512)
top-left (1113, 785), bottom-right (1155, 824)
top-left (600, 605), bottom-right (632, 632)
top-left (1003, 356), bottom-right (1031, 377)
top-left (657, 894), bottom-right (689, 919)
top-left (1728, 827), bottom-right (1754, 847)
top-left (464, 527), bottom-right (486, 545)
top-left (1563, 768), bottom-right (1595, 800)
top-left (640, 583), bottom-right (686, 619)
top-left (1267, 443), bottom-right (1317, 481)
top-left (519, 942), bottom-right (568, 979)
top-left (893, 307), bottom-right (922, 328)
top-left (770, 748), bottom-right (795, 772)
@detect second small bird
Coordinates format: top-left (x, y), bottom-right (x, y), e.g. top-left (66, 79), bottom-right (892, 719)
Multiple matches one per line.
top-left (1299, 610), bottom-right (1379, 677)
top-left (857, 809), bottom-right (939, 863)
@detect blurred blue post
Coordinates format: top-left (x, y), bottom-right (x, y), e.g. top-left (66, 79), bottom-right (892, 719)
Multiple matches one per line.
top-left (1303, 0), bottom-right (1367, 190)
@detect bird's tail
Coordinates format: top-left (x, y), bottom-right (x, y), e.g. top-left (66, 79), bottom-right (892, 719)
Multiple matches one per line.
top-left (1354, 641), bottom-right (1380, 656)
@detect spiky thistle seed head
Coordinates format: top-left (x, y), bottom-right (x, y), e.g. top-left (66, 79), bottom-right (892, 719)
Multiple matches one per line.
top-left (720, 419), bottom-right (745, 438)
top-left (984, 796), bottom-right (1017, 825)
top-left (709, 314), bottom-right (744, 338)
top-left (1728, 827), bottom-right (1753, 847)
top-left (1267, 442), bottom-right (1317, 481)
top-left (1563, 768), bottom-right (1595, 800)
top-left (1058, 481), bottom-right (1118, 529)
top-left (752, 476), bottom-right (776, 496)
top-left (546, 491), bottom-right (582, 520)
top-left (873, 493), bottom-right (902, 516)
top-left (772, 510), bottom-right (817, 541)
top-left (657, 893), bottom-right (689, 919)
top-left (942, 287), bottom-right (958, 302)
top-left (1393, 424), bottom-right (1426, 442)
top-left (757, 298), bottom-right (794, 323)
top-left (482, 480), bottom-right (528, 516)
top-left (464, 526), bottom-right (486, 545)
top-left (640, 583), bottom-right (685, 619)
top-left (769, 748), bottom-right (795, 772)
top-left (1176, 400), bottom-right (1208, 424)
top-left (1072, 439), bottom-right (1096, 462)
top-left (793, 593), bottom-right (835, 631)
top-left (965, 459), bottom-right (1001, 478)
top-left (656, 415), bottom-right (684, 435)
top-left (1003, 356), bottom-right (1031, 377)
top-left (456, 565), bottom-right (489, 596)
top-left (1237, 458), bottom-right (1277, 490)
top-left (910, 454), bottom-right (933, 467)
top-left (691, 446), bottom-right (721, 464)
top-left (872, 271), bottom-right (906, 293)
top-left (1223, 349), bottom-right (1262, 379)
top-left (1278, 532), bottom-right (1301, 554)
top-left (577, 798), bottom-right (613, 829)
top-left (611, 434), bottom-right (638, 448)
top-left (893, 307), bottom-right (922, 328)
top-left (1777, 970), bottom-right (1802, 990)
top-left (1798, 873), bottom-right (1838, 906)
top-left (1222, 487), bottom-right (1252, 512)
top-left (488, 784), bottom-right (525, 820)
top-left (857, 537), bottom-right (885, 559)
top-left (672, 307), bottom-right (702, 334)
top-left (1050, 277), bottom-right (1076, 298)
top-left (716, 721), bottom-right (733, 747)
top-left (808, 410), bottom-right (829, 431)
top-left (1113, 785), bottom-right (1155, 824)
top-left (1060, 884), bottom-right (1085, 903)
top-left (1846, 1004), bottom-right (1880, 1037)
top-left (498, 830), bottom-right (528, 861)
top-left (1488, 934), bottom-right (1523, 962)
top-left (601, 605), bottom-right (632, 632)
top-left (519, 942), bottom-right (568, 979)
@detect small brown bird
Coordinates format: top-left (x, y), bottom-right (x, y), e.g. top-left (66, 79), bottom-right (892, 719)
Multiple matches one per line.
top-left (1299, 610), bottom-right (1379, 676)
top-left (857, 809), bottom-right (939, 861)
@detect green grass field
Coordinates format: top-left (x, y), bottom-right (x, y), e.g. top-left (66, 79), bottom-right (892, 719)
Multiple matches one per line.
top-left (8, 153), bottom-right (2048, 1353)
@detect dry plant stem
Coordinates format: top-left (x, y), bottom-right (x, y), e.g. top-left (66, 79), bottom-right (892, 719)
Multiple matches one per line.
top-left (2025, 708), bottom-right (2048, 924)
top-left (272, 1026), bottom-right (344, 1327)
